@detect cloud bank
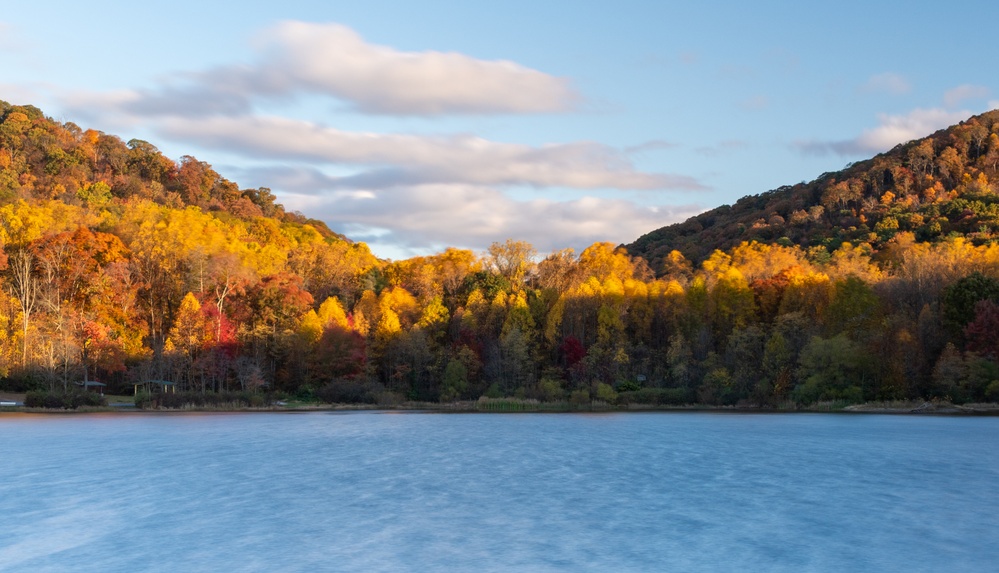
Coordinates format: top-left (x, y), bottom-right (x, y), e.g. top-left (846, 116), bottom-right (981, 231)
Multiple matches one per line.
top-left (246, 21), bottom-right (578, 115)
top-left (160, 115), bottom-right (703, 191)
top-left (275, 183), bottom-right (701, 257)
top-left (794, 107), bottom-right (973, 157)
top-left (943, 84), bottom-right (990, 108)
top-left (65, 21), bottom-right (577, 118)
top-left (55, 21), bottom-right (700, 256)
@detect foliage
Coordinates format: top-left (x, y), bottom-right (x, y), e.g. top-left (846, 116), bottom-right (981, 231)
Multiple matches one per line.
top-left (626, 110), bottom-right (999, 268)
top-left (3, 100), bottom-right (999, 408)
top-left (315, 379), bottom-right (381, 404)
top-left (134, 391), bottom-right (264, 409)
top-left (24, 390), bottom-right (106, 409)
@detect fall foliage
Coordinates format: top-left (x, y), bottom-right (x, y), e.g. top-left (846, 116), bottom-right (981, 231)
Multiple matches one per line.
top-left (2, 100), bottom-right (999, 407)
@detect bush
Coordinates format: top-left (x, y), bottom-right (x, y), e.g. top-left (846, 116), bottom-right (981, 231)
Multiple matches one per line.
top-left (24, 391), bottom-right (107, 409)
top-left (375, 391), bottom-right (405, 406)
top-left (595, 383), bottom-right (618, 404)
top-left (134, 391), bottom-right (152, 408)
top-left (616, 378), bottom-right (642, 392)
top-left (985, 380), bottom-right (999, 403)
top-left (568, 389), bottom-right (590, 407)
top-left (483, 383), bottom-right (503, 399)
top-left (134, 391), bottom-right (260, 410)
top-left (1, 378), bottom-right (33, 393)
top-left (294, 385), bottom-right (317, 402)
top-left (536, 378), bottom-right (564, 402)
top-left (618, 387), bottom-right (693, 406)
top-left (316, 379), bottom-right (380, 404)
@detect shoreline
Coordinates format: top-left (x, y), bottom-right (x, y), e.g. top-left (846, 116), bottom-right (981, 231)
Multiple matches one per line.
top-left (3, 398), bottom-right (998, 416)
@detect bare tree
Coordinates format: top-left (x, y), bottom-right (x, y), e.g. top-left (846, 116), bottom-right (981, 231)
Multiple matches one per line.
top-left (5, 249), bottom-right (39, 367)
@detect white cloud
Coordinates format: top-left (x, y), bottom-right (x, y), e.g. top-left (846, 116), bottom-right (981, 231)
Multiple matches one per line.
top-left (278, 183), bottom-right (702, 257)
top-left (853, 108), bottom-right (971, 150)
top-left (624, 139), bottom-right (678, 155)
top-left (794, 108), bottom-right (973, 157)
top-left (244, 21), bottom-right (578, 115)
top-left (160, 115), bottom-right (705, 191)
top-left (943, 84), bottom-right (990, 108)
top-left (53, 20), bottom-right (701, 194)
top-left (47, 20), bottom-right (704, 256)
top-left (65, 21), bottom-right (577, 118)
top-left (0, 83), bottom-right (42, 105)
top-left (860, 72), bottom-right (911, 95)
top-left (989, 100), bottom-right (999, 111)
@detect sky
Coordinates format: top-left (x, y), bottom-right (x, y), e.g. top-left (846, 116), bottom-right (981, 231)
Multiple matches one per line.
top-left (2, 0), bottom-right (998, 260)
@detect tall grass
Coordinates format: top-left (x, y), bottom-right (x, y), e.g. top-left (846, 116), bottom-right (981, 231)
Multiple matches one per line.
top-left (475, 397), bottom-right (573, 412)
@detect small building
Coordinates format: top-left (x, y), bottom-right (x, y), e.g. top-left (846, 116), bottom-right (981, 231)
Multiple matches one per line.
top-left (75, 380), bottom-right (107, 395)
top-left (133, 380), bottom-right (177, 395)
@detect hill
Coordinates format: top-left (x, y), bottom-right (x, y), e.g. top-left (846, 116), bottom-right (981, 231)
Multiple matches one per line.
top-left (2, 99), bottom-right (998, 410)
top-left (626, 110), bottom-right (999, 270)
top-left (0, 101), bottom-right (342, 240)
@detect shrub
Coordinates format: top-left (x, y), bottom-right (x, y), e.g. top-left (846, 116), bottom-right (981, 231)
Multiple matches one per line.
top-left (618, 387), bottom-right (693, 406)
top-left (616, 379), bottom-right (642, 392)
top-left (984, 380), bottom-right (999, 403)
top-left (135, 391), bottom-right (259, 410)
top-left (316, 379), bottom-right (380, 404)
top-left (0, 375), bottom-right (42, 393)
top-left (483, 383), bottom-right (503, 399)
top-left (536, 378), bottom-right (564, 402)
top-left (24, 391), bottom-right (107, 409)
top-left (568, 389), bottom-right (590, 407)
top-left (294, 385), bottom-right (316, 402)
top-left (595, 383), bottom-right (618, 404)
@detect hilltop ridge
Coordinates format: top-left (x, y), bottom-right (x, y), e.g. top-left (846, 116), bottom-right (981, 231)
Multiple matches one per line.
top-left (626, 110), bottom-right (999, 270)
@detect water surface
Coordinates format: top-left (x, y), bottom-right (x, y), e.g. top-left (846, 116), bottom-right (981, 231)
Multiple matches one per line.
top-left (1, 411), bottom-right (996, 572)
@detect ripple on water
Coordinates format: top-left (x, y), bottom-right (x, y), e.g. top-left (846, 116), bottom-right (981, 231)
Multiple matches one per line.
top-left (0, 411), bottom-right (996, 572)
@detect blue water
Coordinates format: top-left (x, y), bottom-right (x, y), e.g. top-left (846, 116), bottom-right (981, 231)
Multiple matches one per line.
top-left (0, 412), bottom-right (996, 572)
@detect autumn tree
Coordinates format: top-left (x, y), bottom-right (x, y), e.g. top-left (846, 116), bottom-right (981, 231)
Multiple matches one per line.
top-left (3, 248), bottom-right (38, 366)
top-left (488, 239), bottom-right (536, 288)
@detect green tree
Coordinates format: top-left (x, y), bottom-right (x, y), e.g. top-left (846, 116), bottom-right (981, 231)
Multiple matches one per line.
top-left (794, 334), bottom-right (870, 404)
top-left (942, 272), bottom-right (999, 331)
top-left (440, 359), bottom-right (468, 402)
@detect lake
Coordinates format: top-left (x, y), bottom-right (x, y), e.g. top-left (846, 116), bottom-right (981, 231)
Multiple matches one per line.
top-left (1, 411), bottom-right (996, 572)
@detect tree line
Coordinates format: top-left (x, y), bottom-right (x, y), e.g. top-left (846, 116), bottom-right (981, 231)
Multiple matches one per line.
top-left (2, 100), bottom-right (998, 406)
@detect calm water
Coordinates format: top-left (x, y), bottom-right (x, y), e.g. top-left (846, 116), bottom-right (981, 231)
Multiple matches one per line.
top-left (0, 411), bottom-right (996, 572)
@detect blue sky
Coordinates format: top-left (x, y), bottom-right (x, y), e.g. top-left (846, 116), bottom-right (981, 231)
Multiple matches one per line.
top-left (3, 0), bottom-right (997, 259)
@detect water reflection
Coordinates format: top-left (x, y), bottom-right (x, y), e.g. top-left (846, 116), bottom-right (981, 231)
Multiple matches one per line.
top-left (1, 412), bottom-right (997, 572)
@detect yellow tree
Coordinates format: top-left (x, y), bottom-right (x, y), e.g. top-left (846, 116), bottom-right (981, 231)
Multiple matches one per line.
top-left (578, 242), bottom-right (634, 283)
top-left (317, 296), bottom-right (350, 331)
top-left (536, 248), bottom-right (582, 294)
top-left (434, 247), bottom-right (480, 304)
top-left (379, 287), bottom-right (420, 329)
top-left (730, 241), bottom-right (807, 281)
top-left (710, 267), bottom-right (756, 341)
top-left (166, 292), bottom-right (212, 391)
top-left (488, 239), bottom-right (536, 288)
top-left (417, 296), bottom-right (450, 342)
top-left (827, 242), bottom-right (882, 283)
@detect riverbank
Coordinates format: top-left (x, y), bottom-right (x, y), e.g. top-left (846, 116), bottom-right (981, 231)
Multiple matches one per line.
top-left (3, 392), bottom-right (999, 415)
top-left (842, 400), bottom-right (999, 414)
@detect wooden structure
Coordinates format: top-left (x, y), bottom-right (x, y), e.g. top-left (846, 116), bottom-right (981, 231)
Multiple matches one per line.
top-left (132, 380), bottom-right (177, 395)
top-left (74, 380), bottom-right (107, 395)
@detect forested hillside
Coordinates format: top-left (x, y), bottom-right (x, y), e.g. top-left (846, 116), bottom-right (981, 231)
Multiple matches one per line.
top-left (627, 110), bottom-right (999, 267)
top-left (2, 100), bottom-right (998, 408)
